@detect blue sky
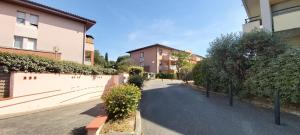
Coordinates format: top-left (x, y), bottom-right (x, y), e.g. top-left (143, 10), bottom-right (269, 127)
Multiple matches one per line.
top-left (33, 0), bottom-right (247, 60)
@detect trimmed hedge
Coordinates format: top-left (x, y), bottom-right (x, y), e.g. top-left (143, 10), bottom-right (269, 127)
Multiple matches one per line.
top-left (244, 49), bottom-right (300, 103)
top-left (103, 84), bottom-right (141, 119)
top-left (128, 75), bottom-right (144, 88)
top-left (128, 66), bottom-right (144, 76)
top-left (0, 52), bottom-right (117, 75)
top-left (156, 73), bottom-right (176, 79)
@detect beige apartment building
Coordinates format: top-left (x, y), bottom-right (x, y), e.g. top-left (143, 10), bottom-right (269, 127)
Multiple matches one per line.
top-left (127, 44), bottom-right (203, 73)
top-left (242, 0), bottom-right (300, 47)
top-left (0, 0), bottom-right (96, 65)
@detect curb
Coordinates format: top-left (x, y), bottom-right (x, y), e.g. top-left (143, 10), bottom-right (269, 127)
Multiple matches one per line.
top-left (135, 110), bottom-right (142, 135)
top-left (185, 83), bottom-right (300, 117)
top-left (184, 83), bottom-right (227, 96)
top-left (86, 115), bottom-right (108, 135)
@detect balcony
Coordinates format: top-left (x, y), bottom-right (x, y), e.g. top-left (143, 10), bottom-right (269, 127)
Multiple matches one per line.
top-left (159, 65), bottom-right (176, 70)
top-left (161, 55), bottom-right (177, 61)
top-left (273, 6), bottom-right (300, 32)
top-left (243, 6), bottom-right (300, 33)
top-left (85, 35), bottom-right (94, 52)
top-left (243, 16), bottom-right (262, 32)
top-left (159, 65), bottom-right (169, 71)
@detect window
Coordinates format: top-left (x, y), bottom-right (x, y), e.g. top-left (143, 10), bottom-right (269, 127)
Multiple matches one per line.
top-left (140, 52), bottom-right (144, 58)
top-left (140, 62), bottom-right (144, 67)
top-left (17, 11), bottom-right (26, 24)
top-left (14, 36), bottom-right (23, 49)
top-left (29, 14), bottom-right (39, 27)
top-left (27, 38), bottom-right (37, 50)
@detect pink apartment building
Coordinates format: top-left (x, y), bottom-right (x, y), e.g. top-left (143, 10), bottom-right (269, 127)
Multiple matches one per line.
top-left (127, 44), bottom-right (204, 73)
top-left (0, 0), bottom-right (96, 65)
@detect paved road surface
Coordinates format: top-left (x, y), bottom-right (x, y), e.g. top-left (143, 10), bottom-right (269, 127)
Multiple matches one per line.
top-left (141, 79), bottom-right (300, 135)
top-left (0, 100), bottom-right (104, 135)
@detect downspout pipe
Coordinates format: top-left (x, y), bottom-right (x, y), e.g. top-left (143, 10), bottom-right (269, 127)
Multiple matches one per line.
top-left (82, 25), bottom-right (86, 64)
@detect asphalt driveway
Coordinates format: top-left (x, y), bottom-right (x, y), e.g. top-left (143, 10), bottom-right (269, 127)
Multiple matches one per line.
top-left (141, 79), bottom-right (300, 135)
top-left (0, 100), bottom-right (104, 135)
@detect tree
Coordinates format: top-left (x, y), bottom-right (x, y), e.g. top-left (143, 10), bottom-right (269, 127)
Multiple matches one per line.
top-left (115, 55), bottom-right (135, 72)
top-left (105, 53), bottom-right (108, 63)
top-left (107, 61), bottom-right (116, 68)
top-left (180, 63), bottom-right (195, 83)
top-left (116, 55), bottom-right (131, 63)
top-left (94, 50), bottom-right (106, 67)
top-left (192, 30), bottom-right (288, 95)
top-left (172, 51), bottom-right (191, 78)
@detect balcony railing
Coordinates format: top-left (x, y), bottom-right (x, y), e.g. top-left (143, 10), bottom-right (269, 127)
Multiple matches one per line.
top-left (245, 16), bottom-right (261, 24)
top-left (244, 5), bottom-right (300, 32)
top-left (159, 65), bottom-right (169, 71)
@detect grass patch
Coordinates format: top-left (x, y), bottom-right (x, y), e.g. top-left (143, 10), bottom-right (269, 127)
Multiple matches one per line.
top-left (100, 112), bottom-right (135, 134)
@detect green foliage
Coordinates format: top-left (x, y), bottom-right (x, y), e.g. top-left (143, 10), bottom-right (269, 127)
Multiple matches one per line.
top-left (179, 63), bottom-right (195, 82)
top-left (205, 33), bottom-right (243, 93)
top-left (106, 61), bottom-right (116, 68)
top-left (193, 59), bottom-right (210, 86)
top-left (115, 55), bottom-right (135, 73)
top-left (116, 55), bottom-right (130, 63)
top-left (192, 30), bottom-right (300, 103)
top-left (104, 85), bottom-right (141, 119)
top-left (128, 75), bottom-right (144, 88)
top-left (156, 73), bottom-right (176, 79)
top-left (0, 52), bottom-right (116, 75)
top-left (105, 52), bottom-right (109, 63)
top-left (94, 50), bottom-right (106, 67)
top-left (128, 66), bottom-right (144, 76)
top-left (244, 49), bottom-right (300, 103)
top-left (171, 52), bottom-right (191, 75)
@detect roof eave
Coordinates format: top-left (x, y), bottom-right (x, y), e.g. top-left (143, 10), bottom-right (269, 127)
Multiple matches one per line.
top-left (242, 0), bottom-right (251, 17)
top-left (4, 0), bottom-right (96, 29)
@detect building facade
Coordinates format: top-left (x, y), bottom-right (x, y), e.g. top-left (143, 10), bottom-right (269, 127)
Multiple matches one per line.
top-left (0, 0), bottom-right (96, 65)
top-left (127, 44), bottom-right (204, 73)
top-left (242, 0), bottom-right (300, 47)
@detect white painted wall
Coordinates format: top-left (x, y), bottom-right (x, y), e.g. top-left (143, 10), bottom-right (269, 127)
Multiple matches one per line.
top-left (0, 72), bottom-right (128, 116)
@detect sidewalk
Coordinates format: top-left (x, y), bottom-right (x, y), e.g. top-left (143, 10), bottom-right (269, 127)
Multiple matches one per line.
top-left (0, 100), bottom-right (105, 135)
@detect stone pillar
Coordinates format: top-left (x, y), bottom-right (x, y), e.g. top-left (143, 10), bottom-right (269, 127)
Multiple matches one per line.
top-left (260, 0), bottom-right (273, 32)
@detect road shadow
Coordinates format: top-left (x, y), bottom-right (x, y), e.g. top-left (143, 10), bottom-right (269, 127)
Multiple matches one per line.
top-left (140, 83), bottom-right (300, 135)
top-left (71, 126), bottom-right (87, 135)
top-left (80, 103), bottom-right (106, 117)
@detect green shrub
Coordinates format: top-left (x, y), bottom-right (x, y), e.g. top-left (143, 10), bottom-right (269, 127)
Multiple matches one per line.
top-left (156, 73), bottom-right (176, 79)
top-left (128, 66), bottom-right (144, 76)
top-left (193, 59), bottom-right (211, 86)
top-left (104, 85), bottom-right (141, 119)
top-left (0, 52), bottom-right (116, 75)
top-left (244, 49), bottom-right (300, 103)
top-left (142, 72), bottom-right (149, 80)
top-left (193, 30), bottom-right (288, 94)
top-left (128, 75), bottom-right (144, 88)
top-left (180, 63), bottom-right (195, 82)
